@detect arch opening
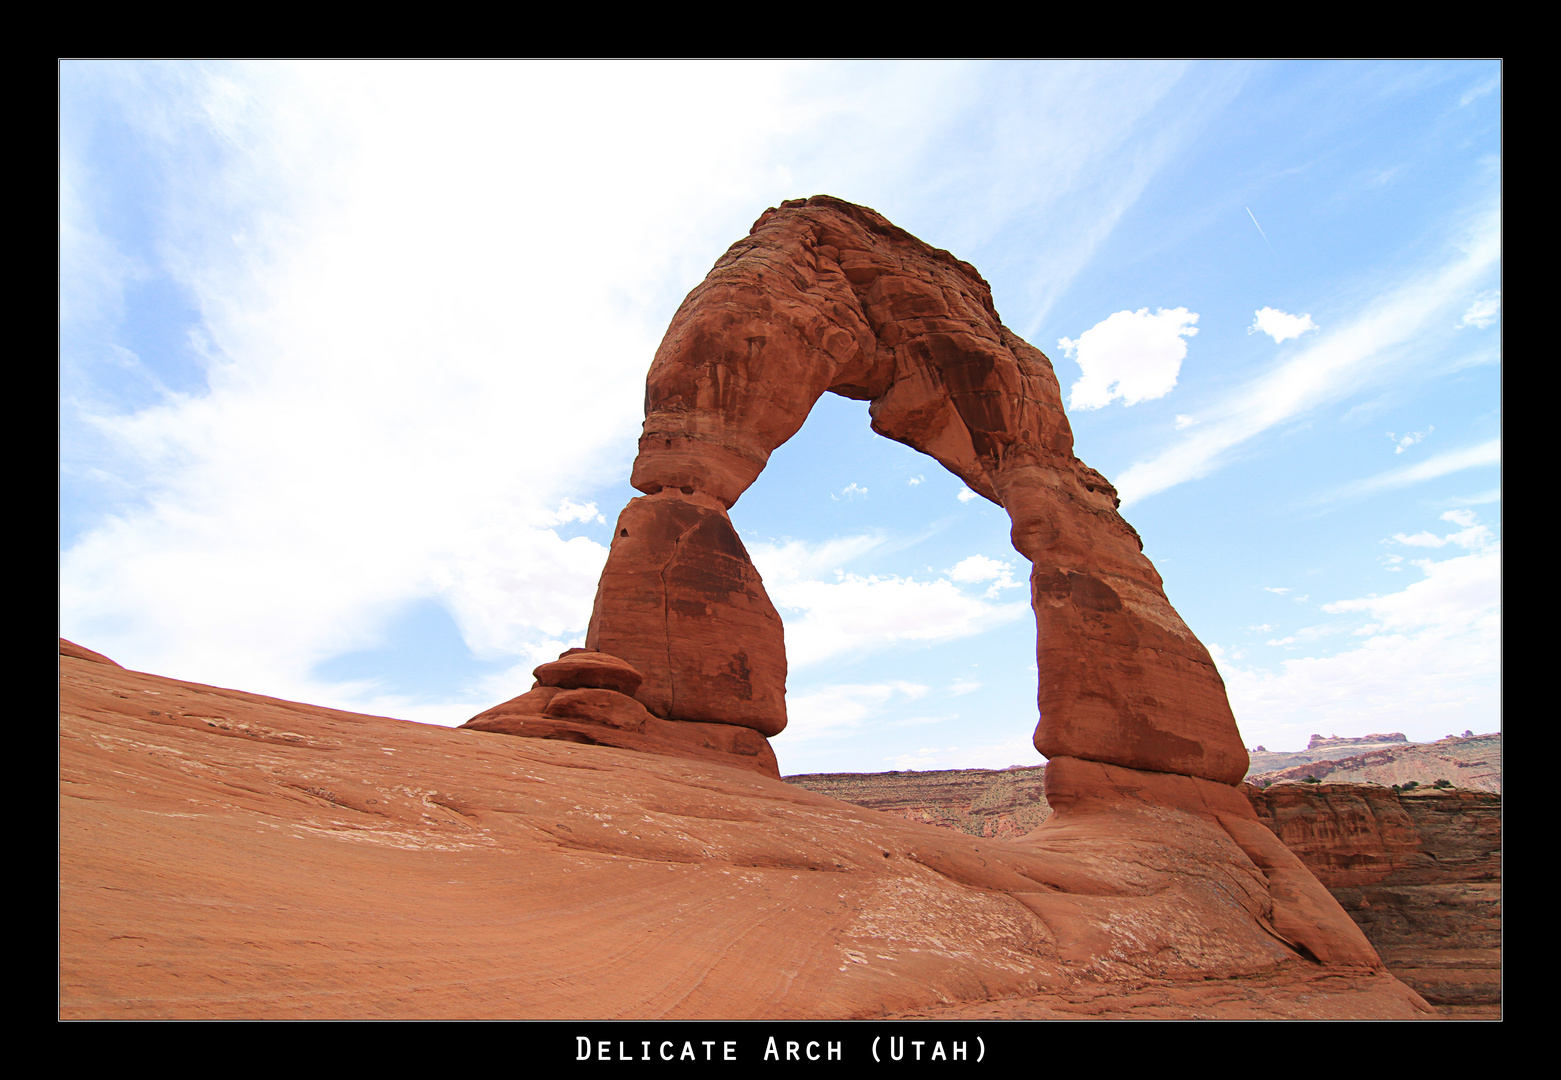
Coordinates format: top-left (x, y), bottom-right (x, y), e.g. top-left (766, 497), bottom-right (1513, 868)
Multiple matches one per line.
top-left (468, 196), bottom-right (1246, 786)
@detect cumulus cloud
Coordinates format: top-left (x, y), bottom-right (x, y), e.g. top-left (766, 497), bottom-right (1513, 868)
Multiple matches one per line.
top-left (1059, 306), bottom-right (1198, 410)
top-left (1248, 307), bottom-right (1318, 343)
top-left (750, 539), bottom-right (1031, 667)
top-left (767, 573), bottom-right (1030, 667)
top-left (957, 487), bottom-right (979, 503)
top-left (947, 554), bottom-right (1023, 598)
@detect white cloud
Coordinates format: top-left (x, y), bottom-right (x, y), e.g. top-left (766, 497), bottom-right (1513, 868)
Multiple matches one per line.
top-left (1248, 307), bottom-right (1318, 343)
top-left (1059, 306), bottom-right (1198, 410)
top-left (1448, 488), bottom-right (1501, 506)
top-left (1459, 290), bottom-right (1500, 329)
top-left (947, 678), bottom-right (983, 696)
top-left (1113, 205), bottom-right (1500, 506)
top-left (832, 482), bottom-right (869, 501)
top-left (749, 535), bottom-right (885, 584)
top-left (1387, 427), bottom-right (1432, 453)
top-left (883, 739), bottom-right (1038, 771)
top-left (947, 554), bottom-right (1023, 598)
top-left (948, 554), bottom-right (1007, 582)
top-left (750, 538), bottom-right (1030, 667)
top-left (1329, 439), bottom-right (1501, 501)
top-left (1174, 414), bottom-right (1198, 429)
top-left (780, 681), bottom-right (929, 742)
top-left (59, 62), bottom-right (819, 705)
top-left (1322, 546), bottom-right (1499, 634)
top-left (1221, 541), bottom-right (1500, 749)
top-left (957, 487), bottom-right (979, 503)
top-left (907, 475), bottom-right (923, 486)
top-left (546, 499), bottom-right (606, 526)
top-left (768, 573), bottom-right (1030, 667)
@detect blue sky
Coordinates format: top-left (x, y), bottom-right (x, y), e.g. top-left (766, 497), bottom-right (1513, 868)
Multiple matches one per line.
top-left (60, 61), bottom-right (1501, 774)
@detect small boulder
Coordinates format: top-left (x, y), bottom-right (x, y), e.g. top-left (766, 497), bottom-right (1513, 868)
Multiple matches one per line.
top-left (532, 650), bottom-right (644, 697)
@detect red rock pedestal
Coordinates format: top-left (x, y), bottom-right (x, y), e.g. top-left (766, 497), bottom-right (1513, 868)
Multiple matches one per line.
top-left (463, 649), bottom-right (780, 779)
top-left (583, 491), bottom-right (786, 735)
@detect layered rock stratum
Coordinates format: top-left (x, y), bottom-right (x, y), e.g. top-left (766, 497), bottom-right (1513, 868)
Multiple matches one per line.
top-left (1248, 782), bottom-right (1501, 1017)
top-left (788, 766), bottom-right (1051, 840)
top-left (60, 641), bottom-right (1430, 1019)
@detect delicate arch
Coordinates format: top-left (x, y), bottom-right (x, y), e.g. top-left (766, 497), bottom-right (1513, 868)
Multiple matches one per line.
top-left (584, 197), bottom-right (1247, 784)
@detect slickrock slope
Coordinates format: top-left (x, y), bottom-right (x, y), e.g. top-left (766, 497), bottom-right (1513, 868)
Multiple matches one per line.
top-left (788, 766), bottom-right (1050, 840)
top-left (1249, 734), bottom-right (1501, 793)
top-left (59, 644), bottom-right (1429, 1019)
top-left (1248, 783), bottom-right (1501, 1017)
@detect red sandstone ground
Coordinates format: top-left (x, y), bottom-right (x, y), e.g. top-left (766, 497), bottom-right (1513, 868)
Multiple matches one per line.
top-left (59, 643), bottom-right (1430, 1020)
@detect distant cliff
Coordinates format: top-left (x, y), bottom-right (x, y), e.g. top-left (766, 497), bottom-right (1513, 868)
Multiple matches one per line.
top-left (1247, 733), bottom-right (1500, 793)
top-left (1247, 782), bottom-right (1499, 1017)
top-left (786, 765), bottom-right (1050, 839)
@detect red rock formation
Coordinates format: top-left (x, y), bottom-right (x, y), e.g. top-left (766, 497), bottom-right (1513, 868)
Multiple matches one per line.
top-left (572, 196), bottom-right (1246, 783)
top-left (463, 649), bottom-right (781, 778)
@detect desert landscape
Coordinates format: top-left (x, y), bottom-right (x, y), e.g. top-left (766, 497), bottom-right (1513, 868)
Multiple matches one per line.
top-left (61, 638), bottom-right (1439, 1020)
top-left (59, 197), bottom-right (1497, 1020)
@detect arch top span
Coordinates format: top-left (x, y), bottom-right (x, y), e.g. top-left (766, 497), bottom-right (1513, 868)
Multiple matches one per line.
top-left (580, 197), bottom-right (1248, 784)
top-left (629, 195), bottom-right (1078, 513)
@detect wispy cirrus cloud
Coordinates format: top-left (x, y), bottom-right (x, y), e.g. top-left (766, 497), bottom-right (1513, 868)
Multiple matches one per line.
top-left (1114, 204), bottom-right (1500, 507)
top-left (1325, 439), bottom-right (1501, 502)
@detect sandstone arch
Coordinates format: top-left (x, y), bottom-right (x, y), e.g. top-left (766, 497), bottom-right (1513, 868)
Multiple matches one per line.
top-left (574, 196), bottom-right (1247, 785)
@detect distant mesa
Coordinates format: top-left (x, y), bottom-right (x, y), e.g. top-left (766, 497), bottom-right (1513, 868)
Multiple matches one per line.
top-left (1308, 732), bottom-right (1409, 751)
top-left (1248, 733), bottom-right (1500, 794)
